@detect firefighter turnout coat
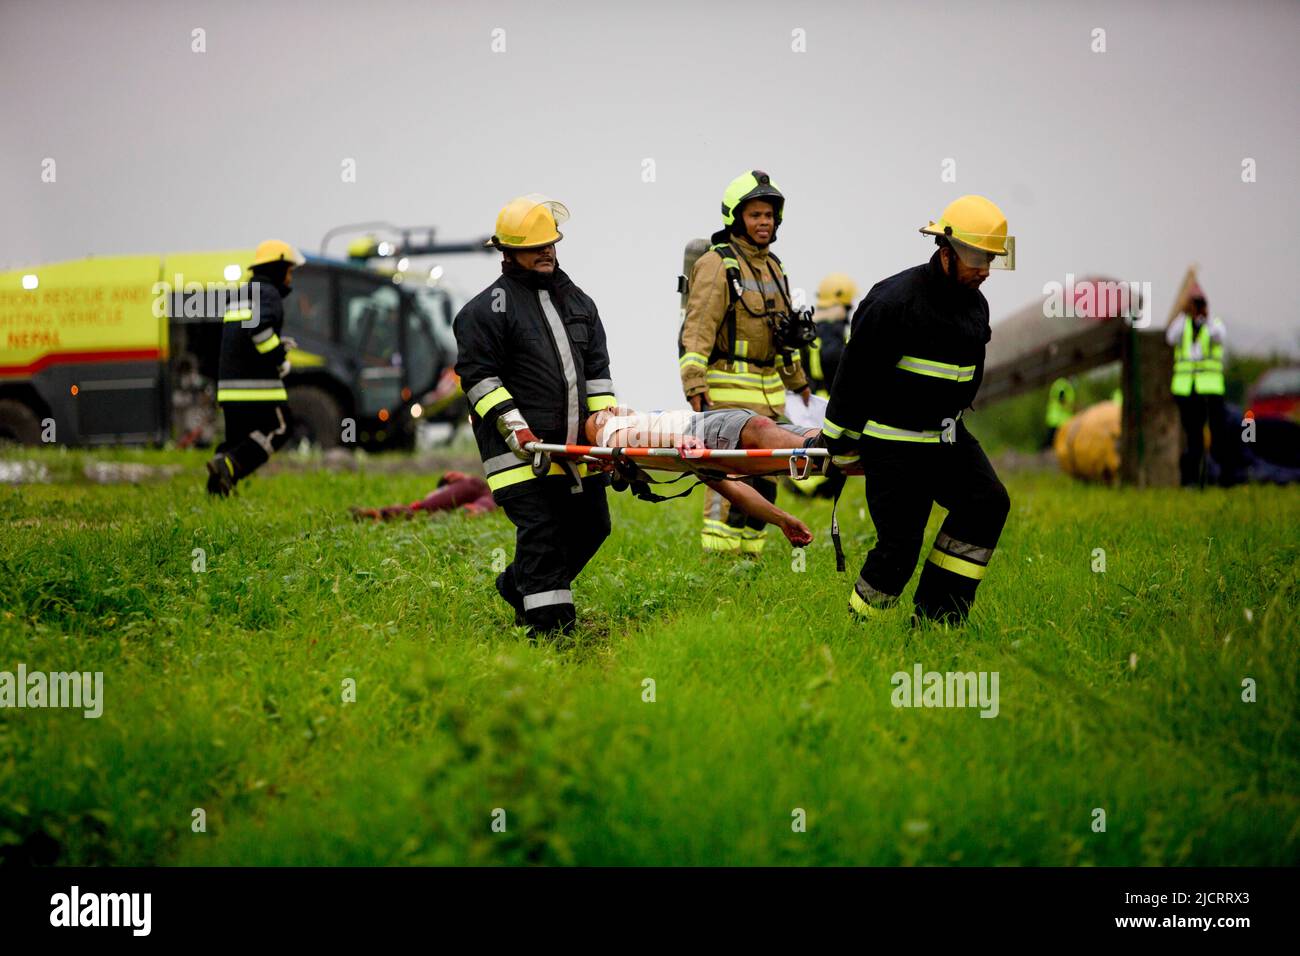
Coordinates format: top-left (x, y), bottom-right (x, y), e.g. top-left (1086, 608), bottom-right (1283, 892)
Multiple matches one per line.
top-left (678, 234), bottom-right (808, 416)
top-left (825, 252), bottom-right (990, 445)
top-left (822, 251), bottom-right (1010, 624)
top-left (217, 280), bottom-right (289, 404)
top-left (454, 267), bottom-right (618, 500)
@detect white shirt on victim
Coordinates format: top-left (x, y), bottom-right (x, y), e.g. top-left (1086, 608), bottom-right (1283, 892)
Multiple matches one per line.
top-left (597, 410), bottom-right (697, 448)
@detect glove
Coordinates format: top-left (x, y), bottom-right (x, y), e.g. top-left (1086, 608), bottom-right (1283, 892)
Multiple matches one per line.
top-left (280, 336), bottom-right (298, 351)
top-left (505, 428), bottom-right (539, 459)
top-left (816, 429), bottom-right (860, 469)
top-left (278, 359), bottom-right (292, 378)
top-left (496, 409), bottom-right (539, 460)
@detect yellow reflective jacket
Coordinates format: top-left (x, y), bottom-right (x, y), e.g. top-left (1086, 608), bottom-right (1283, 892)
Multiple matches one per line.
top-left (678, 234), bottom-right (808, 415)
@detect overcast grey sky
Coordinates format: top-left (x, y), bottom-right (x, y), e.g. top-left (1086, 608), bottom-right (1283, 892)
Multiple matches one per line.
top-left (3, 0), bottom-right (1297, 407)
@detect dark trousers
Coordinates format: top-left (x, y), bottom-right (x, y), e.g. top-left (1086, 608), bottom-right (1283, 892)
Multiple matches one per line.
top-left (856, 428), bottom-right (1011, 624)
top-left (218, 403), bottom-right (290, 482)
top-left (497, 477), bottom-right (611, 635)
top-left (1175, 393), bottom-right (1231, 486)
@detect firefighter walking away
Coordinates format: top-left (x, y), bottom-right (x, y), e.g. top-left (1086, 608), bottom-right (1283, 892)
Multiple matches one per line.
top-left (206, 239), bottom-right (304, 496)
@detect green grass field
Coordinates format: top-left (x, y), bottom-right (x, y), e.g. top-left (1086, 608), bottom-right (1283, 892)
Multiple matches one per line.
top-left (1, 445), bottom-right (1297, 866)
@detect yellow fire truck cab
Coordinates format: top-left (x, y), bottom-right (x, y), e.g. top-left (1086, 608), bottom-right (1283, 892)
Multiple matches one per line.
top-left (0, 250), bottom-right (455, 449)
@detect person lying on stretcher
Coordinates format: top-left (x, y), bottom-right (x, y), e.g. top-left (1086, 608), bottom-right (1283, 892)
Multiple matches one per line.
top-left (581, 406), bottom-right (820, 546)
top-left (586, 406), bottom-right (865, 474)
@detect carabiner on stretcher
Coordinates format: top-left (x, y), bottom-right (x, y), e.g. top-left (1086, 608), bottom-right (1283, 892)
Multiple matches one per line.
top-left (788, 450), bottom-right (813, 480)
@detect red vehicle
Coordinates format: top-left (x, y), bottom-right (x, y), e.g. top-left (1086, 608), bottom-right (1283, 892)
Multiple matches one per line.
top-left (1246, 366), bottom-right (1300, 424)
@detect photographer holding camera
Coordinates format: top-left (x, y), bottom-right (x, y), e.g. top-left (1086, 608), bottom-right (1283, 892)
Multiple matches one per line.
top-left (678, 169), bottom-right (813, 556)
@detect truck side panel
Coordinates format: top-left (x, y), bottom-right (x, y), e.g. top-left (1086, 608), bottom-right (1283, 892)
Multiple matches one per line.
top-left (0, 256), bottom-right (166, 444)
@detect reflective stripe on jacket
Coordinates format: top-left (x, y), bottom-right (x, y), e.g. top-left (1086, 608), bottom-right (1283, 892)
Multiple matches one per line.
top-left (822, 252), bottom-right (989, 447)
top-left (217, 281), bottom-right (288, 404)
top-left (454, 268), bottom-right (615, 501)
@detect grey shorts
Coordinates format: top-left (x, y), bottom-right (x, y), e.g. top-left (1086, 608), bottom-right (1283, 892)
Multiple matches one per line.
top-left (689, 408), bottom-right (756, 449)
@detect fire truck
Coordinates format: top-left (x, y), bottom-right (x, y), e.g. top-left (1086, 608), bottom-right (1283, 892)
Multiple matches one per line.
top-left (0, 231), bottom-right (487, 449)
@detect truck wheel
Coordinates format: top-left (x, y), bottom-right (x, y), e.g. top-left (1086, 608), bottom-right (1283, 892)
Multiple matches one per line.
top-left (287, 386), bottom-right (343, 450)
top-left (0, 399), bottom-right (43, 446)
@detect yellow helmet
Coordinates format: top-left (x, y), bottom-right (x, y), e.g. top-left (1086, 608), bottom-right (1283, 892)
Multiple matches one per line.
top-left (816, 273), bottom-right (858, 310)
top-left (250, 239), bottom-right (305, 268)
top-left (488, 194), bottom-right (569, 250)
top-left (920, 195), bottom-right (1014, 269)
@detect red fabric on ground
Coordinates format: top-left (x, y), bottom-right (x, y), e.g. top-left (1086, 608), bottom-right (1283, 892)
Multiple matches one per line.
top-left (410, 474), bottom-right (493, 513)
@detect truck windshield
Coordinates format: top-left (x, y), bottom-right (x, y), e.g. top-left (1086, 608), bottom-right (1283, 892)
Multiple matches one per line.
top-left (340, 278), bottom-right (400, 363)
top-left (404, 292), bottom-right (444, 397)
top-left (414, 287), bottom-right (459, 363)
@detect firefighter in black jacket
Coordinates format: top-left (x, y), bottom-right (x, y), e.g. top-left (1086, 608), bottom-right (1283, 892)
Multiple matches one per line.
top-left (206, 239), bottom-right (304, 496)
top-left (454, 195), bottom-right (618, 636)
top-left (820, 196), bottom-right (1014, 625)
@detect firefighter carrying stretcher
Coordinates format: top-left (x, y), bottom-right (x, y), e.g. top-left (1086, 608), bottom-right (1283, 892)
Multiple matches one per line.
top-left (817, 195), bottom-right (1014, 627)
top-left (454, 194), bottom-right (617, 637)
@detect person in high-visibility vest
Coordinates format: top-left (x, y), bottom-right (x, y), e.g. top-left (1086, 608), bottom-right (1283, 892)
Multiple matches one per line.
top-left (1043, 377), bottom-right (1076, 448)
top-left (206, 239), bottom-right (304, 496)
top-left (678, 170), bottom-right (812, 556)
top-left (818, 195), bottom-right (1015, 626)
top-left (1166, 285), bottom-right (1231, 486)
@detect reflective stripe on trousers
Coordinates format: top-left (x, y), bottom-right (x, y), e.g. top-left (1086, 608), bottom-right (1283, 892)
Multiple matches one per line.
top-left (249, 408), bottom-right (289, 455)
top-left (926, 531), bottom-right (993, 579)
top-left (523, 589), bottom-right (573, 611)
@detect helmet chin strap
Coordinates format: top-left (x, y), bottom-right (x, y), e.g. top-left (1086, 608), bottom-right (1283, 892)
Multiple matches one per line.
top-left (942, 244), bottom-right (959, 281)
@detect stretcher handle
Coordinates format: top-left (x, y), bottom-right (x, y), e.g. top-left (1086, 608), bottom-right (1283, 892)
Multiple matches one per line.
top-left (527, 445), bottom-right (551, 477)
top-left (526, 442), bottom-right (828, 460)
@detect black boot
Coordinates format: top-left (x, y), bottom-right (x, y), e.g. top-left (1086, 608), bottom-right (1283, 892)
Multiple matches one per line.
top-left (495, 570), bottom-right (526, 627)
top-left (205, 454), bottom-right (237, 497)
